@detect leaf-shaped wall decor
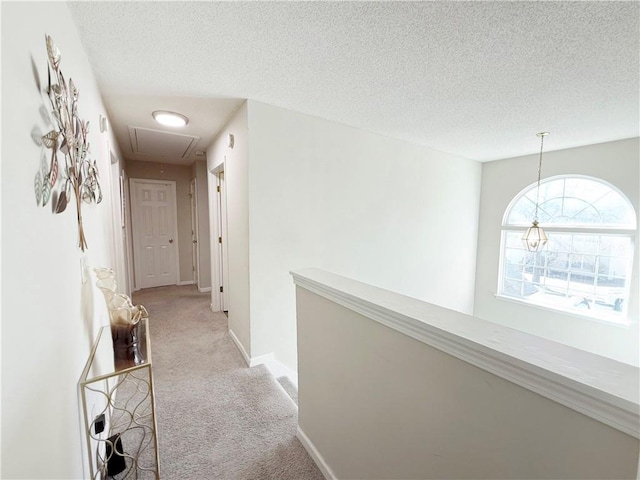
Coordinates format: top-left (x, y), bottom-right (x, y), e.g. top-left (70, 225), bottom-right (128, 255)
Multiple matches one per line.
top-left (42, 179), bottom-right (51, 206)
top-left (34, 172), bottom-right (42, 206)
top-left (45, 35), bottom-right (60, 71)
top-left (64, 125), bottom-right (75, 150)
top-left (37, 35), bottom-right (102, 252)
top-left (41, 130), bottom-right (58, 149)
top-left (59, 138), bottom-right (69, 155)
top-left (95, 182), bottom-right (103, 204)
top-left (69, 78), bottom-right (78, 101)
top-left (49, 151), bottom-right (59, 187)
top-left (59, 71), bottom-right (68, 99)
top-left (51, 84), bottom-right (62, 97)
top-left (55, 190), bottom-right (68, 214)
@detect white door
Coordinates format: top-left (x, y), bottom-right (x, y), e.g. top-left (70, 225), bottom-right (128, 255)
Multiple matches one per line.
top-left (130, 179), bottom-right (179, 289)
top-left (190, 179), bottom-right (199, 287)
top-left (218, 172), bottom-right (229, 311)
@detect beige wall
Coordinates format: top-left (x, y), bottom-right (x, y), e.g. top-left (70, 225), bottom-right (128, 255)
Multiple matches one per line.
top-left (296, 287), bottom-right (639, 479)
top-left (126, 160), bottom-right (193, 285)
top-left (192, 160), bottom-right (211, 289)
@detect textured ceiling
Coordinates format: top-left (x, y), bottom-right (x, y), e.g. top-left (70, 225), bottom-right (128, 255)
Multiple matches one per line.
top-left (68, 1), bottom-right (639, 163)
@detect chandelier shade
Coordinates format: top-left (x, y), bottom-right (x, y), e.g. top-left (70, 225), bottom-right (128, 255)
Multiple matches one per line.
top-left (522, 220), bottom-right (548, 252)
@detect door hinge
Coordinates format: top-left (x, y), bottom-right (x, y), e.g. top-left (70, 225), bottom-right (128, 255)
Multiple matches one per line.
top-left (218, 237), bottom-right (222, 244)
top-left (193, 266), bottom-right (195, 272)
top-left (217, 186), bottom-right (220, 193)
top-left (219, 286), bottom-right (224, 293)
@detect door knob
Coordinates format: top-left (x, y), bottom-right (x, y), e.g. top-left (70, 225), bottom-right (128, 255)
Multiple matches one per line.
top-left (169, 238), bottom-right (174, 243)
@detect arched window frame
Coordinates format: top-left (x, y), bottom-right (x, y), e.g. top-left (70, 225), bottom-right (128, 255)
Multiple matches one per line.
top-left (498, 175), bottom-right (636, 324)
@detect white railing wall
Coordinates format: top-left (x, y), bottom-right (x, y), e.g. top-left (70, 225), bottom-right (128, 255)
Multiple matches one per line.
top-left (292, 268), bottom-right (640, 480)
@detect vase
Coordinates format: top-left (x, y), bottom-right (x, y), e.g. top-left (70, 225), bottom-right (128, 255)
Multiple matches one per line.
top-left (94, 267), bottom-right (148, 369)
top-left (111, 321), bottom-right (143, 368)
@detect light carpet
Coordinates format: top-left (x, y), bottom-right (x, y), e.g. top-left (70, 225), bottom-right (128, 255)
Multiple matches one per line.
top-left (132, 285), bottom-right (324, 480)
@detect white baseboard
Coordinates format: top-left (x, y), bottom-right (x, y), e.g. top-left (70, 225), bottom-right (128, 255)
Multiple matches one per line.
top-left (249, 351), bottom-right (275, 367)
top-left (265, 360), bottom-right (298, 388)
top-left (178, 280), bottom-right (194, 286)
top-left (228, 328), bottom-right (251, 366)
top-left (198, 286), bottom-right (212, 293)
top-left (228, 328), bottom-right (275, 368)
top-left (297, 426), bottom-right (336, 480)
top-left (265, 359), bottom-right (298, 409)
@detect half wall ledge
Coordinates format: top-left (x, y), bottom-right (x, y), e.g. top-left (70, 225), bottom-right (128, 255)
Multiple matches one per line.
top-left (290, 267), bottom-right (639, 439)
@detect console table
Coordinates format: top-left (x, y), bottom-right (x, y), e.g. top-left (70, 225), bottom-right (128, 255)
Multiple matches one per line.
top-left (80, 318), bottom-right (160, 479)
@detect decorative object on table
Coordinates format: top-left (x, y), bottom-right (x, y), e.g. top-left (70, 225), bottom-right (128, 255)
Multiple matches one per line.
top-left (95, 267), bottom-right (148, 368)
top-left (522, 132), bottom-right (549, 252)
top-left (36, 34), bottom-right (102, 251)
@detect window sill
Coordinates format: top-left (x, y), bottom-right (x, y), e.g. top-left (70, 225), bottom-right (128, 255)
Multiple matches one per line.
top-left (493, 293), bottom-right (632, 328)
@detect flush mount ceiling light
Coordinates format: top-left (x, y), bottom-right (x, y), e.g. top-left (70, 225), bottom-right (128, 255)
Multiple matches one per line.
top-left (152, 110), bottom-right (189, 127)
top-left (522, 132), bottom-right (549, 252)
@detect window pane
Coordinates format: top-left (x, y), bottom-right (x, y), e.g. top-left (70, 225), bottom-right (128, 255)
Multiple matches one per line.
top-left (571, 236), bottom-right (598, 254)
top-left (505, 177), bottom-right (636, 228)
top-left (500, 230), bottom-right (632, 321)
top-left (599, 236), bottom-right (631, 257)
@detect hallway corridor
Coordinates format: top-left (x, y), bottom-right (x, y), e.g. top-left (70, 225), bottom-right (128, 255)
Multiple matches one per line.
top-left (132, 285), bottom-right (323, 479)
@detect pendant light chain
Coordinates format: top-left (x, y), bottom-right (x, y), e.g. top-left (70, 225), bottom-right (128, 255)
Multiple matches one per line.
top-left (534, 133), bottom-right (545, 222)
top-left (522, 132), bottom-right (549, 252)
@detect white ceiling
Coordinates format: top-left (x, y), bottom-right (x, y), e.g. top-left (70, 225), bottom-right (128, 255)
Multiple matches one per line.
top-left (68, 1), bottom-right (639, 164)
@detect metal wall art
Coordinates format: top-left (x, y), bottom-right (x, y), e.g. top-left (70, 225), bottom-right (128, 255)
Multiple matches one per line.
top-left (35, 34), bottom-right (102, 251)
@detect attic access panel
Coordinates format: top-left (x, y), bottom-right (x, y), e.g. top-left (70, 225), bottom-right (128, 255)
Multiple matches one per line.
top-left (128, 126), bottom-right (200, 159)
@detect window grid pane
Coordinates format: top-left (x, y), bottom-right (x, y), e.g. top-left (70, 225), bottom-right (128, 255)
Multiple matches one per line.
top-left (505, 177), bottom-right (636, 228)
top-left (501, 231), bottom-right (631, 318)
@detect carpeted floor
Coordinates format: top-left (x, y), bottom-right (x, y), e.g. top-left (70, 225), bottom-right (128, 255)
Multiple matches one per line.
top-left (132, 285), bottom-right (324, 480)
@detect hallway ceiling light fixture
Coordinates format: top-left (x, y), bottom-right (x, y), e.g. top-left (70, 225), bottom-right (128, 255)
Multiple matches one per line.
top-left (522, 131), bottom-right (549, 252)
top-left (152, 110), bottom-right (189, 127)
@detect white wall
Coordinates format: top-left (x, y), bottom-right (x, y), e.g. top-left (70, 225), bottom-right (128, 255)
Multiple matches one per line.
top-left (474, 138), bottom-right (640, 366)
top-left (1, 3), bottom-right (120, 477)
top-left (296, 285), bottom-right (639, 479)
top-left (207, 102), bottom-right (251, 355)
top-left (247, 101), bottom-right (482, 369)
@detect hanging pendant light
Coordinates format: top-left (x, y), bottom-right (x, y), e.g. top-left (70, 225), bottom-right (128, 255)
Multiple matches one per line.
top-left (522, 132), bottom-right (549, 251)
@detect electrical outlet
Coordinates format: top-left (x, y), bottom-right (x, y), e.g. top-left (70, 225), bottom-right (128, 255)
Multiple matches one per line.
top-left (94, 414), bottom-right (105, 435)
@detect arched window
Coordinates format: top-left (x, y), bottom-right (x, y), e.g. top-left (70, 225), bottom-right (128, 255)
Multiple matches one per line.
top-left (499, 175), bottom-right (636, 323)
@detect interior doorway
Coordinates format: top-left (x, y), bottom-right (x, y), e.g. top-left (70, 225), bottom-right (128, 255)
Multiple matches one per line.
top-left (217, 171), bottom-right (229, 313)
top-left (209, 164), bottom-right (229, 313)
top-left (190, 178), bottom-right (200, 288)
top-left (130, 178), bottom-right (179, 289)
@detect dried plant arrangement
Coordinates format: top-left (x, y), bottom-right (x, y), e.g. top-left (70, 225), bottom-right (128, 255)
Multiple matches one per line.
top-left (35, 34), bottom-right (102, 251)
